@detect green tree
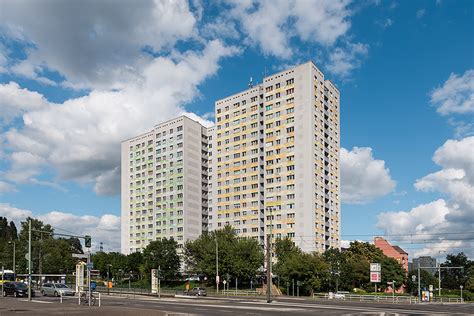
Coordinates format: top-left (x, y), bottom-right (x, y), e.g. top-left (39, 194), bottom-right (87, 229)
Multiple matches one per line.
top-left (184, 226), bottom-right (264, 284)
top-left (406, 269), bottom-right (438, 295)
top-left (323, 248), bottom-right (345, 292)
top-left (0, 217), bottom-right (19, 269)
top-left (143, 238), bottom-right (180, 280)
top-left (16, 217), bottom-right (54, 274)
top-left (441, 253), bottom-right (472, 289)
top-left (127, 251), bottom-right (144, 277)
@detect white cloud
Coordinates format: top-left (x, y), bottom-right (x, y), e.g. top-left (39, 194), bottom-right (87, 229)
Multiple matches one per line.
top-left (0, 203), bottom-right (120, 251)
top-left (0, 82), bottom-right (49, 126)
top-left (0, 40), bottom-right (238, 194)
top-left (430, 69), bottom-right (474, 115)
top-left (326, 42), bottom-right (369, 77)
top-left (0, 0), bottom-right (197, 89)
top-left (377, 136), bottom-right (474, 258)
top-left (0, 180), bottom-right (16, 193)
top-left (340, 147), bottom-right (396, 204)
top-left (416, 9), bottom-right (426, 19)
top-left (229, 0), bottom-right (352, 58)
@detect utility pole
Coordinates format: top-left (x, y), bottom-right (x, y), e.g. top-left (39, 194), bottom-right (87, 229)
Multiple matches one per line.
top-left (87, 251), bottom-right (91, 307)
top-left (1, 266), bottom-right (4, 299)
top-left (215, 237), bottom-right (219, 294)
top-left (266, 207), bottom-right (273, 303)
top-left (28, 219), bottom-right (32, 302)
top-left (392, 280), bottom-right (396, 301)
top-left (158, 265), bottom-right (161, 299)
top-left (438, 263), bottom-right (441, 297)
top-left (8, 241), bottom-right (16, 274)
top-left (417, 263), bottom-right (421, 302)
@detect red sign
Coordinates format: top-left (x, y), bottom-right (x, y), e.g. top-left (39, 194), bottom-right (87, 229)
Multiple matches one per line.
top-left (370, 272), bottom-right (381, 283)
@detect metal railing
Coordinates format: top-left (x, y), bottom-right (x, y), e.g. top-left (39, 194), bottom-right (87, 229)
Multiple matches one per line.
top-left (312, 293), bottom-right (464, 304)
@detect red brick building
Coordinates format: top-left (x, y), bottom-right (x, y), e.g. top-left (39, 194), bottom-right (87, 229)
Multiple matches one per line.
top-left (374, 237), bottom-right (409, 272)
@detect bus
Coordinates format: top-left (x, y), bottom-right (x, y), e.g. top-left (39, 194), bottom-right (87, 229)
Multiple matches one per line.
top-left (0, 270), bottom-right (16, 284)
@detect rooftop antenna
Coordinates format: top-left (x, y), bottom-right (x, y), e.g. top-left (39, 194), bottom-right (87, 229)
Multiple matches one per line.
top-left (248, 77), bottom-right (253, 88)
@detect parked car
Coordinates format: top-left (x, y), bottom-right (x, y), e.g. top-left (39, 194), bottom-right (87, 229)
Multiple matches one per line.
top-left (188, 287), bottom-right (207, 296)
top-left (41, 283), bottom-right (75, 297)
top-left (2, 282), bottom-right (35, 297)
top-left (334, 291), bottom-right (349, 299)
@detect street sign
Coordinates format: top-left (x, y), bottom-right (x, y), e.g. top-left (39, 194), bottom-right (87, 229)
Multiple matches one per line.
top-left (216, 275), bottom-right (220, 284)
top-left (370, 263), bottom-right (381, 272)
top-left (412, 275), bottom-right (416, 282)
top-left (87, 262), bottom-right (94, 270)
top-left (223, 280), bottom-right (227, 285)
top-left (370, 272), bottom-right (381, 283)
top-left (72, 253), bottom-right (88, 259)
top-left (429, 285), bottom-right (433, 292)
top-left (25, 253), bottom-right (30, 260)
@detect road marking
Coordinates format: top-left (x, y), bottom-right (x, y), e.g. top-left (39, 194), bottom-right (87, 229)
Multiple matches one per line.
top-left (20, 299), bottom-right (53, 304)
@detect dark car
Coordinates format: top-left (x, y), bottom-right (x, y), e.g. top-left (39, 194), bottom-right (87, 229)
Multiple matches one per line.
top-left (2, 282), bottom-right (35, 297)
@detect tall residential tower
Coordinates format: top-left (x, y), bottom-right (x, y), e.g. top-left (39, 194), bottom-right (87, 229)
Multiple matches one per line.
top-left (121, 116), bottom-right (210, 254)
top-left (213, 62), bottom-right (340, 252)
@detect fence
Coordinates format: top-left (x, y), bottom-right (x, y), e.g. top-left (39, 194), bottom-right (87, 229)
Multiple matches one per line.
top-left (312, 293), bottom-right (463, 304)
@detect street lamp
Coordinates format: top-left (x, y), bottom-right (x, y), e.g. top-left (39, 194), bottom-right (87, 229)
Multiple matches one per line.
top-left (8, 241), bottom-right (15, 275)
top-left (107, 264), bottom-right (112, 295)
top-left (460, 285), bottom-right (463, 303)
top-left (215, 235), bottom-right (219, 294)
top-left (266, 206), bottom-right (275, 303)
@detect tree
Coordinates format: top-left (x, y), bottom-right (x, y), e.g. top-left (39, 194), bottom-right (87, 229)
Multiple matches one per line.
top-left (406, 269), bottom-right (438, 295)
top-left (184, 226), bottom-right (264, 284)
top-left (143, 238), bottom-right (180, 280)
top-left (16, 217), bottom-right (54, 274)
top-left (127, 251), bottom-right (144, 277)
top-left (441, 253), bottom-right (472, 289)
top-left (0, 217), bottom-right (19, 269)
top-left (323, 248), bottom-right (345, 292)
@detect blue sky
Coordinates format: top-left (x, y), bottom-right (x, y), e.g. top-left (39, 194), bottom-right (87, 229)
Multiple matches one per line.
top-left (0, 0), bottom-right (472, 255)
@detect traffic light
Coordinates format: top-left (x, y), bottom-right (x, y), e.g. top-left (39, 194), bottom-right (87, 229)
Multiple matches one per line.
top-left (85, 235), bottom-right (91, 248)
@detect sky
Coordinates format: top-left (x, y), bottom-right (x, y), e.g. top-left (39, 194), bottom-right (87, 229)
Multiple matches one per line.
top-left (0, 0), bottom-right (473, 258)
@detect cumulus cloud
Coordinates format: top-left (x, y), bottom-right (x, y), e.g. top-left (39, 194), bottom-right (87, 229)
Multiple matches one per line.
top-left (0, 82), bottom-right (50, 126)
top-left (340, 147), bottom-right (396, 204)
top-left (326, 42), bottom-right (369, 77)
top-left (0, 203), bottom-right (120, 251)
top-left (228, 0), bottom-right (352, 58)
top-left (377, 136), bottom-right (474, 257)
top-left (430, 69), bottom-right (474, 115)
top-left (0, 0), bottom-right (197, 89)
top-left (0, 40), bottom-right (238, 194)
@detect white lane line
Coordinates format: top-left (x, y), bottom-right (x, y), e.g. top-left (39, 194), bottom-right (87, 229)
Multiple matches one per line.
top-left (20, 299), bottom-right (53, 304)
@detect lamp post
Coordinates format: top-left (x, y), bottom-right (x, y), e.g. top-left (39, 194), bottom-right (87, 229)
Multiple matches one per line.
top-left (107, 264), bottom-right (112, 295)
top-left (460, 285), bottom-right (463, 303)
top-left (215, 236), bottom-right (219, 294)
top-left (266, 206), bottom-right (274, 303)
top-left (8, 241), bottom-right (15, 275)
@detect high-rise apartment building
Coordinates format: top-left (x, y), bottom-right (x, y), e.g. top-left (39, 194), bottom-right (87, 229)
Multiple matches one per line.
top-left (213, 61), bottom-right (340, 252)
top-left (121, 61), bottom-right (340, 254)
top-left (121, 116), bottom-right (210, 254)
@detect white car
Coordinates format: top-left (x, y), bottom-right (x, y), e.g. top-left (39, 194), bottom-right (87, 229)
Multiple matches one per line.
top-left (334, 291), bottom-right (348, 299)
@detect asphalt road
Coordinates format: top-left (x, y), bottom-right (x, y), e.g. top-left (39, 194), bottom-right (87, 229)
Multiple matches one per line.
top-left (0, 294), bottom-right (472, 315)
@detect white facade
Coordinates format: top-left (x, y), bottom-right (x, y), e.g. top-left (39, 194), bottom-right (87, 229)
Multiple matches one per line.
top-left (121, 116), bottom-right (210, 254)
top-left (121, 62), bottom-right (340, 254)
top-left (213, 62), bottom-right (340, 252)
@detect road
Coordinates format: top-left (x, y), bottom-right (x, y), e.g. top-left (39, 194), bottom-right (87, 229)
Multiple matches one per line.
top-left (0, 294), bottom-right (472, 315)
